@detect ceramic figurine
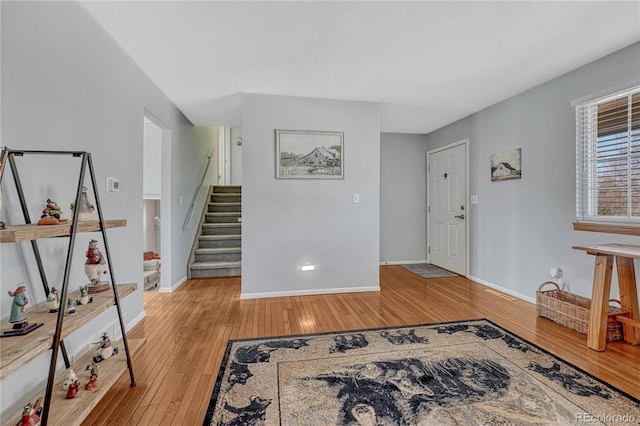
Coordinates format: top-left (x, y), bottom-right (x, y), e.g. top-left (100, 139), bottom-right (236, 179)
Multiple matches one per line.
top-left (70, 186), bottom-right (94, 221)
top-left (66, 298), bottom-right (76, 315)
top-left (65, 380), bottom-right (79, 399)
top-left (85, 373), bottom-right (99, 391)
top-left (62, 369), bottom-right (78, 390)
top-left (93, 333), bottom-right (118, 362)
top-left (77, 285), bottom-right (92, 305)
top-left (85, 362), bottom-right (99, 377)
top-left (8, 285), bottom-right (28, 329)
top-left (46, 287), bottom-right (60, 313)
top-left (38, 198), bottom-right (66, 225)
top-left (85, 240), bottom-right (110, 293)
top-left (18, 397), bottom-right (41, 426)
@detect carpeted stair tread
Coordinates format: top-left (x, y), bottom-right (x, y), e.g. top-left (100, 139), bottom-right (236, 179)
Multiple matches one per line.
top-left (199, 234), bottom-right (241, 240)
top-left (190, 261), bottom-right (241, 269)
top-left (195, 247), bottom-right (241, 254)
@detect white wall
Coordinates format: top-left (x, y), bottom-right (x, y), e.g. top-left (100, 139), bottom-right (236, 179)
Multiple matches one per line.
top-left (143, 119), bottom-right (162, 198)
top-left (380, 133), bottom-right (429, 263)
top-left (0, 1), bottom-right (208, 418)
top-left (230, 127), bottom-right (243, 185)
top-left (241, 94), bottom-right (380, 298)
top-left (425, 42), bottom-right (640, 302)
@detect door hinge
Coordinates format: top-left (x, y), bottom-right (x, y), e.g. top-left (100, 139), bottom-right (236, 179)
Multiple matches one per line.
top-left (428, 246), bottom-right (431, 254)
top-left (428, 205), bottom-right (430, 213)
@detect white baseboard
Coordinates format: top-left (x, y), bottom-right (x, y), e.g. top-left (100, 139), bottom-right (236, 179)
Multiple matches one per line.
top-left (380, 260), bottom-right (428, 265)
top-left (126, 310), bottom-right (146, 333)
top-left (241, 285), bottom-right (380, 300)
top-left (159, 276), bottom-right (187, 293)
top-left (467, 275), bottom-right (536, 304)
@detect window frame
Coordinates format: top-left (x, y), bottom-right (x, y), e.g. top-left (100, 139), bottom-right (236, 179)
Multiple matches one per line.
top-left (575, 85), bottom-right (640, 227)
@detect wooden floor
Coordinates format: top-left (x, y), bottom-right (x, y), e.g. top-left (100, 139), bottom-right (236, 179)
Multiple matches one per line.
top-left (83, 265), bottom-right (640, 425)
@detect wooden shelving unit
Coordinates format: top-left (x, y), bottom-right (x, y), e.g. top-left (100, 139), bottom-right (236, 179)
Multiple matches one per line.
top-left (1, 283), bottom-right (136, 379)
top-left (0, 148), bottom-right (137, 426)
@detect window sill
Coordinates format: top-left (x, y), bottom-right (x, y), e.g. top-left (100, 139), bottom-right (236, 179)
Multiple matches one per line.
top-left (573, 221), bottom-right (640, 236)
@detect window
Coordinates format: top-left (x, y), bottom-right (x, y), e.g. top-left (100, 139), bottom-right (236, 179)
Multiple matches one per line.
top-left (575, 86), bottom-right (640, 223)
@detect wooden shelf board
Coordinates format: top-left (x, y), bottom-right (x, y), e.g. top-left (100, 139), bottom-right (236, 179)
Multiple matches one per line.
top-left (0, 283), bottom-right (137, 380)
top-left (2, 338), bottom-right (145, 426)
top-left (0, 220), bottom-right (127, 243)
top-left (573, 221), bottom-right (640, 236)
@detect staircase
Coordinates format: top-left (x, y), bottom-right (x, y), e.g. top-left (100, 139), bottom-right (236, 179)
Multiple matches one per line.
top-left (188, 185), bottom-right (241, 278)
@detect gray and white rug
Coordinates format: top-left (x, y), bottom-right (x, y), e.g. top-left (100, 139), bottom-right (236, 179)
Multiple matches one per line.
top-left (400, 263), bottom-right (457, 278)
top-left (204, 319), bottom-right (640, 425)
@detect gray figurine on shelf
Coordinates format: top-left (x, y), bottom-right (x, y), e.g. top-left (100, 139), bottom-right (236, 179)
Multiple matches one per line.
top-left (8, 285), bottom-right (29, 329)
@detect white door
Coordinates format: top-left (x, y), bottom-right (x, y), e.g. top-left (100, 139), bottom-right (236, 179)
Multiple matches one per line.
top-left (428, 141), bottom-right (467, 275)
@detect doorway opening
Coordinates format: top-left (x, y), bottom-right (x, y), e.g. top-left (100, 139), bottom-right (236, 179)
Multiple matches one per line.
top-left (143, 113), bottom-right (171, 293)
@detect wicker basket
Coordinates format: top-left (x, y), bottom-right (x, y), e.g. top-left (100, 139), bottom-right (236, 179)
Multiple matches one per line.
top-left (536, 281), bottom-right (628, 341)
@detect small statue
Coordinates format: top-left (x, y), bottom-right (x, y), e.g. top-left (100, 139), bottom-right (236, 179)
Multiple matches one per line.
top-left (66, 298), bottom-right (76, 315)
top-left (38, 198), bottom-right (66, 225)
top-left (18, 397), bottom-right (41, 426)
top-left (65, 379), bottom-right (79, 399)
top-left (70, 186), bottom-right (95, 221)
top-left (85, 374), bottom-right (98, 391)
top-left (77, 285), bottom-right (92, 305)
top-left (8, 285), bottom-right (29, 329)
top-left (85, 240), bottom-right (110, 293)
top-left (86, 362), bottom-right (99, 377)
top-left (46, 287), bottom-right (60, 313)
top-left (93, 333), bottom-right (118, 363)
top-left (62, 369), bottom-right (78, 390)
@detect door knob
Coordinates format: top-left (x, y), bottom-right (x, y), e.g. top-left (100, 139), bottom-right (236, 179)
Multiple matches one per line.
top-left (454, 214), bottom-right (465, 219)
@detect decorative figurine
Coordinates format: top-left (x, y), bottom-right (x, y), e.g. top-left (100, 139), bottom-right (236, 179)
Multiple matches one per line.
top-left (8, 285), bottom-right (28, 328)
top-left (85, 240), bottom-right (109, 293)
top-left (62, 369), bottom-right (78, 391)
top-left (70, 186), bottom-right (94, 222)
top-left (66, 298), bottom-right (77, 316)
top-left (2, 285), bottom-right (43, 338)
top-left (85, 363), bottom-right (99, 391)
top-left (18, 397), bottom-right (42, 426)
top-left (46, 287), bottom-right (60, 313)
top-left (93, 333), bottom-right (118, 363)
top-left (65, 379), bottom-right (79, 399)
top-left (85, 374), bottom-right (98, 391)
top-left (77, 285), bottom-right (93, 305)
top-left (37, 198), bottom-right (67, 225)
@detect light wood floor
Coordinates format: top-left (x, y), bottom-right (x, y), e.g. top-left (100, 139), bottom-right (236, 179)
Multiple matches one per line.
top-left (83, 266), bottom-right (640, 425)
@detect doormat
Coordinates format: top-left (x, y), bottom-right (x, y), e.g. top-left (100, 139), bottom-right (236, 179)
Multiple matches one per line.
top-left (400, 262), bottom-right (458, 278)
top-left (204, 319), bottom-right (640, 425)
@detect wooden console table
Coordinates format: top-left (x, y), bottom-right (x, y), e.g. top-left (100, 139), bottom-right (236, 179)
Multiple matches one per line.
top-left (573, 244), bottom-right (640, 351)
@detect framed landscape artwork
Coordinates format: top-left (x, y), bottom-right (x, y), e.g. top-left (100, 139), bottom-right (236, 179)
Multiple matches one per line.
top-left (491, 148), bottom-right (522, 181)
top-left (275, 129), bottom-right (344, 179)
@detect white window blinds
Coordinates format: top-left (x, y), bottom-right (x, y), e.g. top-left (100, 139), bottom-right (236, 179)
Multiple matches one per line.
top-left (576, 86), bottom-right (640, 222)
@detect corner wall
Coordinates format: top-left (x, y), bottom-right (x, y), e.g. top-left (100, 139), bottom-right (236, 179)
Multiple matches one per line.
top-left (0, 1), bottom-right (207, 418)
top-left (241, 94), bottom-right (380, 298)
top-left (380, 133), bottom-right (429, 263)
top-left (425, 42), bottom-right (640, 301)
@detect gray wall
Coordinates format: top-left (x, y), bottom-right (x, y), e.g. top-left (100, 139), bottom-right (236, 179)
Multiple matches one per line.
top-left (425, 42), bottom-right (640, 301)
top-left (380, 133), bottom-right (429, 263)
top-left (0, 1), bottom-right (210, 417)
top-left (241, 94), bottom-right (380, 297)
top-left (230, 127), bottom-right (243, 185)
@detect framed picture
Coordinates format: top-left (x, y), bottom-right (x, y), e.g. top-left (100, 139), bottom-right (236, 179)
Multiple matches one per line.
top-left (275, 129), bottom-right (344, 179)
top-left (491, 148), bottom-right (522, 181)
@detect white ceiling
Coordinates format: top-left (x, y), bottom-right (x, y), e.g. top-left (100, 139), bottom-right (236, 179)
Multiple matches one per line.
top-left (80, 1), bottom-right (640, 134)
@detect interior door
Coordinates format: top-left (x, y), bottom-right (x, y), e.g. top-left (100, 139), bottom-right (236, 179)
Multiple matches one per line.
top-left (428, 142), bottom-right (467, 275)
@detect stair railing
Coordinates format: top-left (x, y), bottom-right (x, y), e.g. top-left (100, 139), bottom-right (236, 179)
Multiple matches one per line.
top-left (184, 146), bottom-right (214, 230)
top-left (186, 185), bottom-right (215, 278)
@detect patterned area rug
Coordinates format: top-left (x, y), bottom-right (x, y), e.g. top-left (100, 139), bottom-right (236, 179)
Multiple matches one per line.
top-left (400, 263), bottom-right (457, 278)
top-left (204, 319), bottom-right (640, 425)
